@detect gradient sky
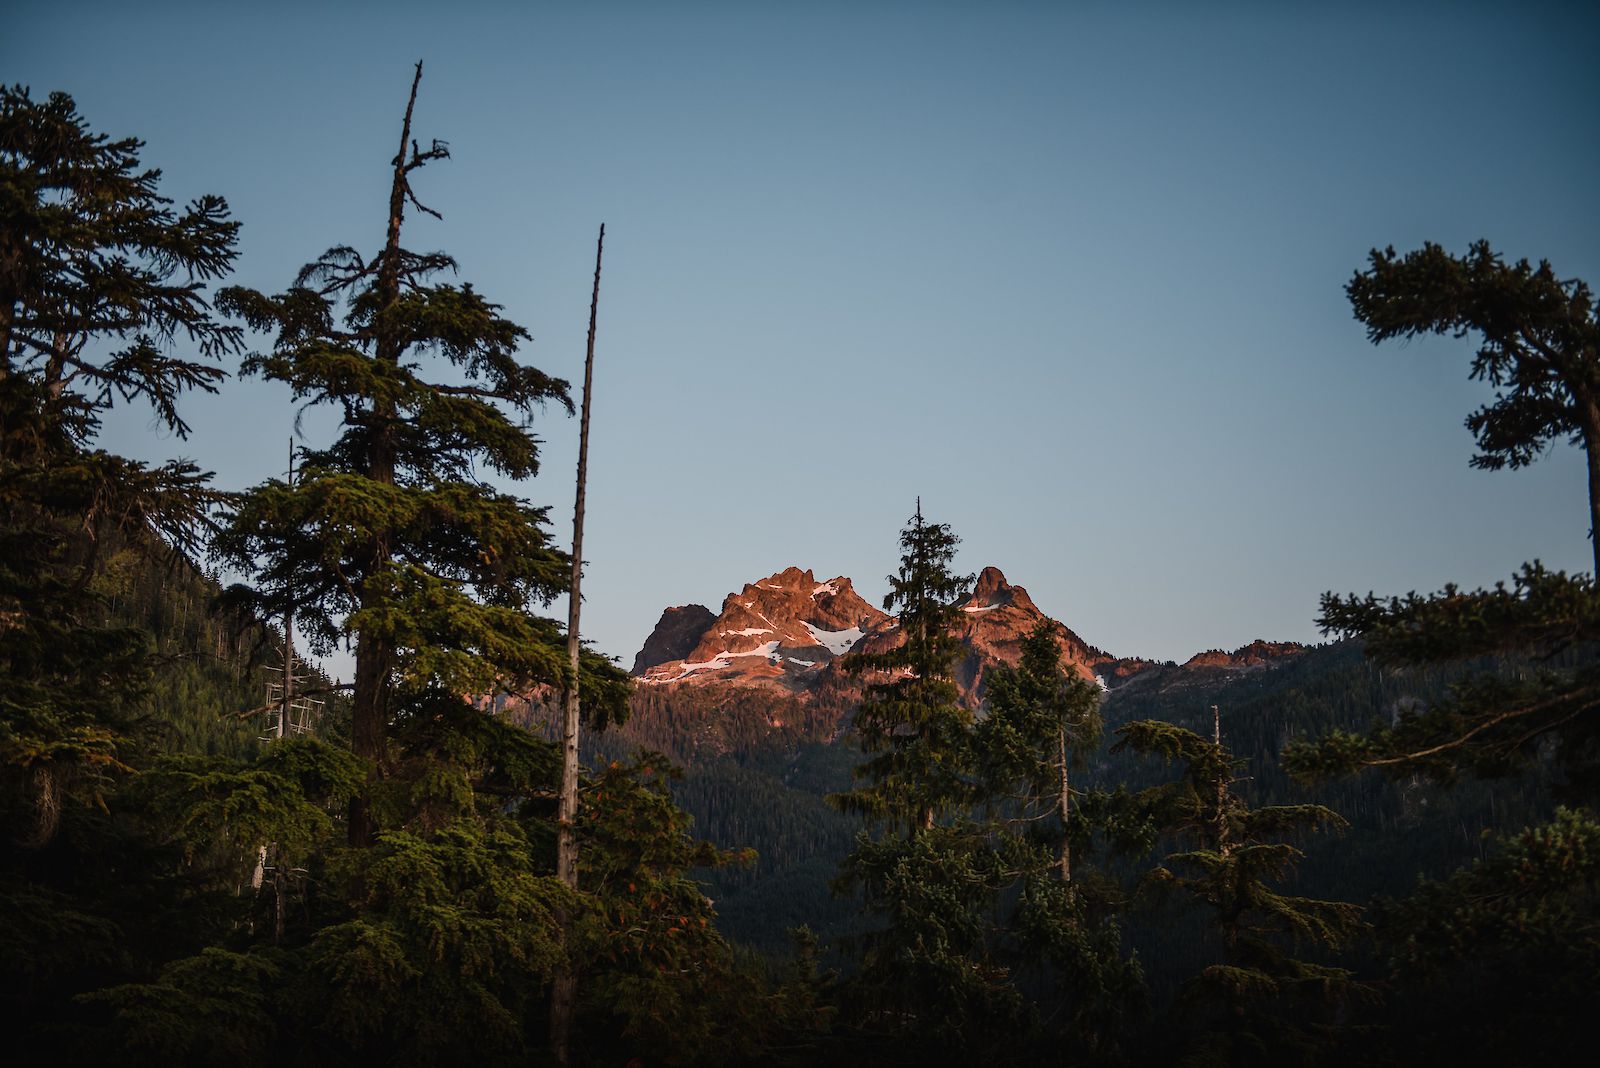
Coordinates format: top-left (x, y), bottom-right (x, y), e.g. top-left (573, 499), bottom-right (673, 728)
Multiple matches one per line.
top-left (9, 1), bottom-right (1599, 678)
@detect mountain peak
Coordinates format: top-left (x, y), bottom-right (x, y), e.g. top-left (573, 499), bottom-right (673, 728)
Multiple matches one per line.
top-left (973, 565), bottom-right (1009, 599)
top-left (636, 566), bottom-right (890, 687)
top-left (964, 564), bottom-right (1038, 615)
top-left (744, 566), bottom-right (815, 593)
top-left (632, 604), bottom-right (717, 674)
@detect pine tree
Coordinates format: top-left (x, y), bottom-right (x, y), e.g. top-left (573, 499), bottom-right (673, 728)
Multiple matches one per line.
top-left (209, 62), bottom-right (630, 1057)
top-left (976, 622), bottom-right (1144, 1057)
top-left (831, 500), bottom-right (975, 833)
top-left (1116, 711), bottom-right (1363, 1065)
top-left (1346, 241), bottom-right (1600, 574)
top-left (0, 83), bottom-right (241, 848)
top-left (212, 62), bottom-right (629, 846)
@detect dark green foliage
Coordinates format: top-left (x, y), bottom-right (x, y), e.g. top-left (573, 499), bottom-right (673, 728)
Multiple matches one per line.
top-left (572, 752), bottom-right (831, 1065)
top-left (826, 513), bottom-right (1144, 1063)
top-left (307, 821), bottom-right (571, 1064)
top-left (0, 84), bottom-right (240, 849)
top-left (80, 946), bottom-right (289, 1065)
top-left (833, 821), bottom-right (1032, 1057)
top-left (212, 66), bottom-right (627, 853)
top-left (0, 84), bottom-right (241, 440)
top-left (0, 84), bottom-right (260, 1057)
top-left (133, 736), bottom-right (362, 878)
top-left (1116, 717), bottom-right (1365, 1065)
top-left (1347, 240), bottom-right (1598, 479)
top-left (832, 503), bottom-right (975, 831)
top-left (1286, 565), bottom-right (1600, 801)
top-left (977, 622), bottom-right (1104, 875)
top-left (1357, 807), bottom-right (1598, 1061)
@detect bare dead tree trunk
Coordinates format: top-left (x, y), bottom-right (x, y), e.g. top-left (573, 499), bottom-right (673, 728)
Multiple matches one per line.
top-left (1057, 726), bottom-right (1073, 897)
top-left (281, 438), bottom-right (295, 739)
top-left (550, 223), bottom-right (605, 1067)
top-left (1582, 400), bottom-right (1600, 578)
top-left (1213, 704), bottom-right (1230, 858)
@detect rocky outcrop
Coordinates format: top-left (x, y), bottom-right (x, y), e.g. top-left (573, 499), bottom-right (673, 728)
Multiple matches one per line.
top-left (635, 567), bottom-right (890, 691)
top-left (632, 604), bottom-right (717, 674)
top-left (1182, 640), bottom-right (1307, 671)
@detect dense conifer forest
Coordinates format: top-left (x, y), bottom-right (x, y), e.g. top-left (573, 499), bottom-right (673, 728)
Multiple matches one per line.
top-left (3, 75), bottom-right (1597, 1066)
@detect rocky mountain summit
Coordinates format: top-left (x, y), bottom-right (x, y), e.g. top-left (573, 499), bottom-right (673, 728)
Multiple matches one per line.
top-left (633, 564), bottom-right (1112, 703)
top-left (623, 564), bottom-right (1310, 755)
top-left (634, 567), bottom-right (889, 690)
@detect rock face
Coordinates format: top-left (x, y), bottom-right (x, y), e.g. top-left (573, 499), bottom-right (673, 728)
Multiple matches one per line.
top-left (635, 567), bottom-right (890, 691)
top-left (1182, 640), bottom-right (1307, 671)
top-left (625, 564), bottom-right (1312, 755)
top-left (632, 604), bottom-right (717, 674)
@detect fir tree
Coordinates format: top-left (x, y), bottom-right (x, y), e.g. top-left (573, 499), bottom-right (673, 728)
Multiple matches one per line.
top-left (1345, 241), bottom-right (1600, 573)
top-left (1277, 242), bottom-right (1600, 1062)
top-left (831, 500), bottom-right (975, 833)
top-left (827, 507), bottom-right (1039, 1060)
top-left (1116, 711), bottom-right (1364, 1065)
top-left (212, 62), bottom-right (629, 846)
top-left (0, 83), bottom-right (241, 848)
top-left (207, 62), bottom-right (631, 1057)
top-left (978, 620), bottom-right (1104, 891)
top-left (977, 622), bottom-right (1144, 1057)
top-left (1283, 239), bottom-right (1600, 814)
top-left (0, 82), bottom-right (245, 1050)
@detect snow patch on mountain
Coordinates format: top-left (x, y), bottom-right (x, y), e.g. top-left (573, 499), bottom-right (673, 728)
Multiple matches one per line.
top-left (803, 622), bottom-right (865, 656)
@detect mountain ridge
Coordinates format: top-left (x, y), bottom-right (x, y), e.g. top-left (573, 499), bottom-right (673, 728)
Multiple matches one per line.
top-left (624, 563), bottom-right (1308, 756)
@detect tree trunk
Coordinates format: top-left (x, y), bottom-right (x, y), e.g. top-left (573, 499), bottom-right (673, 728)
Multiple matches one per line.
top-left (348, 62), bottom-right (422, 847)
top-left (550, 223), bottom-right (605, 1067)
top-left (1584, 400), bottom-right (1600, 579)
top-left (1057, 726), bottom-right (1073, 897)
top-left (1212, 704), bottom-right (1230, 858)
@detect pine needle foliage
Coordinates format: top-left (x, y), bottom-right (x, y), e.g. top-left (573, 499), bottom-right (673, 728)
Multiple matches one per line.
top-left (831, 502), bottom-right (975, 832)
top-left (211, 63), bottom-right (629, 849)
top-left (0, 85), bottom-right (241, 849)
top-left (1115, 718), bottom-right (1365, 1065)
top-left (1345, 240), bottom-right (1600, 571)
top-left (1285, 564), bottom-right (1600, 802)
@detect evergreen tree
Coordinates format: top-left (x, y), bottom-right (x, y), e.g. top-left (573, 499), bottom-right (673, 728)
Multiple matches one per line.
top-left (1346, 240), bottom-right (1600, 573)
top-left (978, 621), bottom-right (1104, 891)
top-left (212, 62), bottom-right (629, 845)
top-left (831, 501), bottom-right (975, 833)
top-left (0, 85), bottom-right (245, 1045)
top-left (977, 622), bottom-right (1144, 1057)
top-left (1116, 712), bottom-right (1363, 1065)
top-left (0, 83), bottom-right (241, 849)
top-left (207, 62), bottom-right (631, 1057)
top-left (827, 507), bottom-right (1037, 1060)
top-left (1280, 241), bottom-right (1600, 1063)
top-left (1359, 805), bottom-right (1599, 1062)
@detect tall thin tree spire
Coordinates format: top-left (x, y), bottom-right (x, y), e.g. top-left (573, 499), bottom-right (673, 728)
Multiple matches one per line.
top-left (551, 221), bottom-right (605, 1066)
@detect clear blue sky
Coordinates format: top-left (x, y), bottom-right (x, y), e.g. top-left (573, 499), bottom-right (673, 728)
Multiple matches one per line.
top-left (9, 1), bottom-right (1599, 676)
